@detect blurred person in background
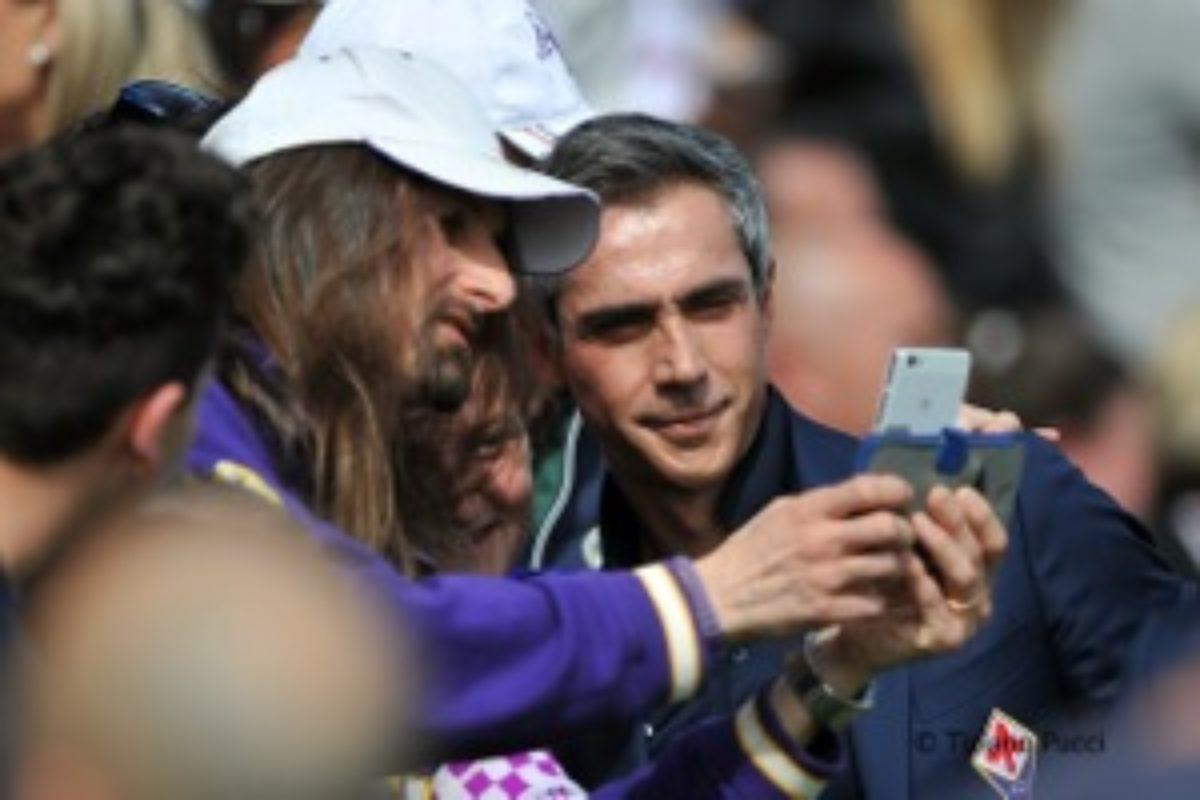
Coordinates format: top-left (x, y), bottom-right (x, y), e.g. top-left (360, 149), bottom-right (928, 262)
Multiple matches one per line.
top-left (757, 137), bottom-right (955, 436)
top-left (756, 139), bottom-right (885, 239)
top-left (0, 0), bottom-right (223, 158)
top-left (200, 0), bottom-right (323, 91)
top-left (0, 123), bottom-right (252, 582)
top-left (18, 483), bottom-right (409, 800)
top-left (732, 0), bottom-right (1200, 369)
top-left (967, 306), bottom-right (1159, 524)
top-left (731, 0), bottom-right (1068, 313)
top-left (1059, 654), bottom-right (1200, 798)
top-left (1028, 622), bottom-right (1200, 799)
top-left (0, 119), bottom-right (253, 796)
top-left (1038, 571), bottom-right (1200, 797)
top-left (530, 0), bottom-right (719, 122)
top-left (694, 7), bottom-right (789, 154)
top-left (1150, 310), bottom-right (1200, 578)
top-left (1051, 0), bottom-right (1200, 365)
top-left (766, 232), bottom-right (953, 437)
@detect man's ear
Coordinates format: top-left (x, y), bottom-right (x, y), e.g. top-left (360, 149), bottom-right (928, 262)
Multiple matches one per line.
top-left (125, 383), bottom-right (188, 473)
top-left (760, 257), bottom-right (777, 326)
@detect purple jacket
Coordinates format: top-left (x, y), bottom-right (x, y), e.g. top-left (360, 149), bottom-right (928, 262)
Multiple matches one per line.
top-left (187, 377), bottom-right (840, 798)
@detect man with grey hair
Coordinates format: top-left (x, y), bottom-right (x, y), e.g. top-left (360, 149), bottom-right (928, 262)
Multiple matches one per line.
top-left (532, 113), bottom-right (1184, 798)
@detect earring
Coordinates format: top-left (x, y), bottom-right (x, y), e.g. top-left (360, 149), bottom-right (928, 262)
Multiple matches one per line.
top-left (27, 41), bottom-right (52, 68)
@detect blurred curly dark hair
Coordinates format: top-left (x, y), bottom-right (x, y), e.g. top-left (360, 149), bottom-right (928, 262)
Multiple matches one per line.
top-left (0, 125), bottom-right (256, 464)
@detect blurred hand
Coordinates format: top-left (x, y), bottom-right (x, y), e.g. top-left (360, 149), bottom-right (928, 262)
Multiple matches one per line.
top-left (957, 402), bottom-right (1059, 441)
top-left (957, 403), bottom-right (1021, 434)
top-left (694, 475), bottom-right (916, 640)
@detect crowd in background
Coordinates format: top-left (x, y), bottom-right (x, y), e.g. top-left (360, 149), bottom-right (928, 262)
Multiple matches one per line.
top-left (3, 0), bottom-right (1200, 798)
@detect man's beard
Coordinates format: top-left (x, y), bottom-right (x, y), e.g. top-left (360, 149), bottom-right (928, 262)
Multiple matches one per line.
top-left (413, 337), bottom-right (473, 413)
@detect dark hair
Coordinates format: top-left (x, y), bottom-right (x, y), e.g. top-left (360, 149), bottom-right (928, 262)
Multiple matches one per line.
top-left (202, 0), bottom-right (322, 90)
top-left (0, 125), bottom-right (255, 464)
top-left (537, 113), bottom-right (772, 309)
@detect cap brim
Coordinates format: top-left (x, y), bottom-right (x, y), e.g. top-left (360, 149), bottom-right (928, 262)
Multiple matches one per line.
top-left (367, 136), bottom-right (598, 275)
top-left (499, 106), bottom-right (593, 160)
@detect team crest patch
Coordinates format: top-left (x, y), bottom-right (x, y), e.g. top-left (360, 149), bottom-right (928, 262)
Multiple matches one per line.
top-left (972, 708), bottom-right (1037, 799)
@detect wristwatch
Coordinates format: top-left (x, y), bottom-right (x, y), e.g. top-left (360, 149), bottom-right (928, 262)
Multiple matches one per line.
top-left (783, 643), bottom-right (874, 732)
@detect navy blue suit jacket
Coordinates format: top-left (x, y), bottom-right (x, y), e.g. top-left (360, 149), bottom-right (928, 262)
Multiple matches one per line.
top-left (533, 390), bottom-right (1187, 797)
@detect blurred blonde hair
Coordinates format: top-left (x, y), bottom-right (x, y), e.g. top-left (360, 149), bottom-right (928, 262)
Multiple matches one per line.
top-left (898, 0), bottom-right (1064, 185)
top-left (1154, 310), bottom-right (1200, 473)
top-left (48, 0), bottom-right (225, 133)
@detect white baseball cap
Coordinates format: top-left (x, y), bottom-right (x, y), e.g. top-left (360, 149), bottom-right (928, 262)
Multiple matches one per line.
top-left (202, 47), bottom-right (598, 275)
top-left (300, 0), bottom-right (593, 158)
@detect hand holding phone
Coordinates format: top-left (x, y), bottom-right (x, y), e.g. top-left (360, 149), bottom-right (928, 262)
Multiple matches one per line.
top-left (861, 347), bottom-right (1024, 523)
top-left (857, 428), bottom-right (1024, 523)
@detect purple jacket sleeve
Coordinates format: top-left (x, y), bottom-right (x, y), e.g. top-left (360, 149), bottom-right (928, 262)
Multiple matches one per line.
top-left (386, 569), bottom-right (679, 754)
top-left (594, 688), bottom-right (846, 799)
top-left (428, 688), bottom-right (847, 798)
top-left (187, 380), bottom-right (711, 758)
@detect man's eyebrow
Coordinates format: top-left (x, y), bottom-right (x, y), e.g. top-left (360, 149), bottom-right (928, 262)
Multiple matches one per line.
top-left (573, 302), bottom-right (659, 337)
top-left (679, 277), bottom-right (750, 310)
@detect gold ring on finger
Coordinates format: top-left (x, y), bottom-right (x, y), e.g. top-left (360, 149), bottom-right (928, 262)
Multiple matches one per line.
top-left (946, 591), bottom-right (986, 614)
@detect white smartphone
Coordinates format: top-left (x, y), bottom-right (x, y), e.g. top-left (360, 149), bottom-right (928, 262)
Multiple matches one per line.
top-left (873, 347), bottom-right (971, 435)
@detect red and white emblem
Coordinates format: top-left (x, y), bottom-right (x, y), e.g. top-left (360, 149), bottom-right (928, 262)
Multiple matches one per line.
top-left (972, 709), bottom-right (1038, 799)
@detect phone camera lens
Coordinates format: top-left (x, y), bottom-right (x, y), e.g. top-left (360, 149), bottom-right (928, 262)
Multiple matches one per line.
top-left (906, 354), bottom-right (918, 366)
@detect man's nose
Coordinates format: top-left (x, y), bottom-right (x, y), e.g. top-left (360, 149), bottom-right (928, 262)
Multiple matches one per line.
top-left (454, 233), bottom-right (517, 314)
top-left (653, 315), bottom-right (706, 388)
top-left (460, 259), bottom-right (516, 314)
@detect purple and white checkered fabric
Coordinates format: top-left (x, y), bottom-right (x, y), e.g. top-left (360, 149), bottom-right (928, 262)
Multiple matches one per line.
top-left (432, 749), bottom-right (586, 800)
